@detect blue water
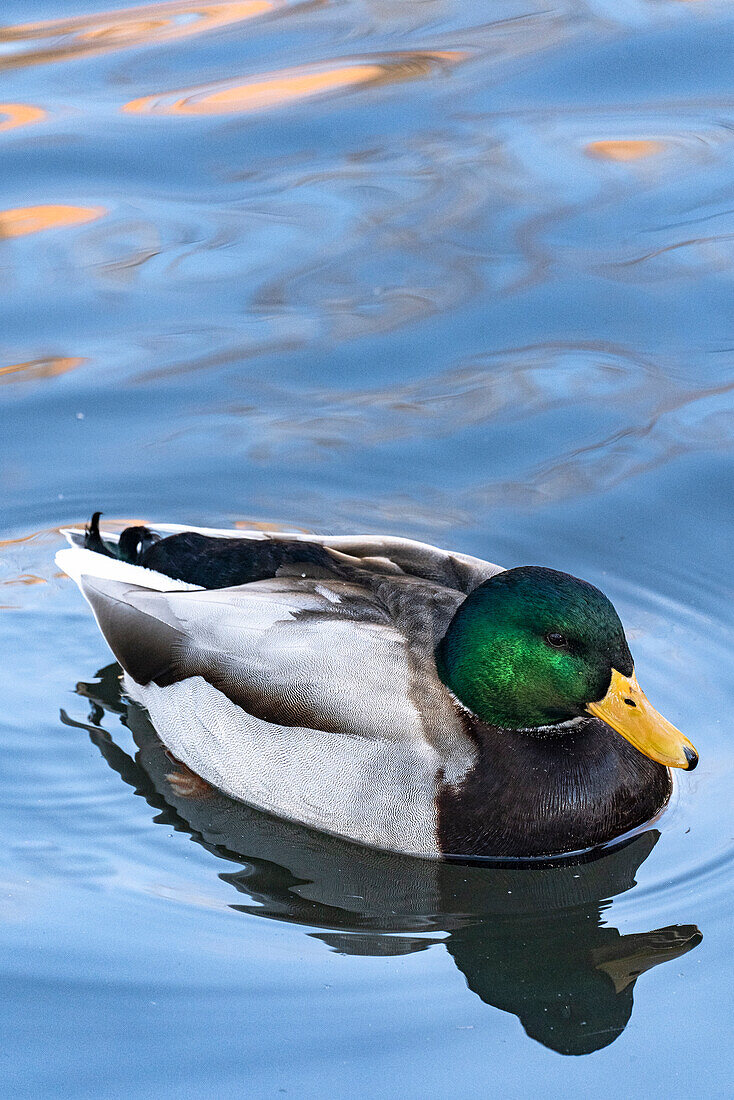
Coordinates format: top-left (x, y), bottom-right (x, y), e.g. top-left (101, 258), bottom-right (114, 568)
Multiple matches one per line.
top-left (0, 1), bottom-right (733, 1096)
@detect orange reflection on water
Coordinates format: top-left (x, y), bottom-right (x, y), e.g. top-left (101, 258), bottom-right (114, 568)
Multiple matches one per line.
top-left (0, 1), bottom-right (284, 69)
top-left (123, 50), bottom-right (467, 115)
top-left (0, 205), bottom-right (105, 239)
top-left (0, 357), bottom-right (86, 385)
top-left (586, 139), bottom-right (665, 162)
top-left (0, 103), bottom-right (46, 132)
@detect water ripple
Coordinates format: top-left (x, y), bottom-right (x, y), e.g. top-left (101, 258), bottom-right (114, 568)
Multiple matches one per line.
top-left (123, 50), bottom-right (468, 116)
top-left (0, 0), bottom-right (313, 70)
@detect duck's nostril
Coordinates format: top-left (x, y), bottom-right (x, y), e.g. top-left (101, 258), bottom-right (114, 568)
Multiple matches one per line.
top-left (624, 698), bottom-right (636, 708)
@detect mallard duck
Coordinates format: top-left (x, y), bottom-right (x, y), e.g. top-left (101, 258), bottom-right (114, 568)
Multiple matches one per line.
top-left (56, 515), bottom-right (698, 860)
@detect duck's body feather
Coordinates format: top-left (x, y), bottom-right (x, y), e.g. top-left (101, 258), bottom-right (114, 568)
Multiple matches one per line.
top-left (57, 522), bottom-right (671, 860)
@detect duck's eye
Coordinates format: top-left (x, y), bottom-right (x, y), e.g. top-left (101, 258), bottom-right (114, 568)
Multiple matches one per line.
top-left (545, 632), bottom-right (568, 648)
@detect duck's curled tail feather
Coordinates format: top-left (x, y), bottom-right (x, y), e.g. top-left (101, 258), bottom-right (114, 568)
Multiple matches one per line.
top-left (85, 512), bottom-right (160, 564)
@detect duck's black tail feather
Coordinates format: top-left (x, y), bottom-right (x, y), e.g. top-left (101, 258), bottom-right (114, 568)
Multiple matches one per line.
top-left (84, 512), bottom-right (160, 564)
top-left (118, 524), bottom-right (161, 564)
top-left (83, 512), bottom-right (334, 589)
top-left (84, 512), bottom-right (117, 559)
top-left (139, 530), bottom-right (333, 588)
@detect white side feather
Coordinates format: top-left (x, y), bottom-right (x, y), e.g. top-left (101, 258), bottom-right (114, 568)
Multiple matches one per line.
top-left (55, 546), bottom-right (201, 592)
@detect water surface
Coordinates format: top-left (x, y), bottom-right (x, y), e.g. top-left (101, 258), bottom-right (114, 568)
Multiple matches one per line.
top-left (0, 1), bottom-right (733, 1096)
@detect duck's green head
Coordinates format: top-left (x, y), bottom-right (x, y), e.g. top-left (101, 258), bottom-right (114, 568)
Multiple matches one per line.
top-left (436, 566), bottom-right (697, 770)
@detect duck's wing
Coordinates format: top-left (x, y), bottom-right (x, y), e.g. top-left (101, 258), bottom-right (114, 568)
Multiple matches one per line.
top-left (62, 558), bottom-right (475, 856)
top-left (60, 523), bottom-right (503, 593)
top-left (285, 531), bottom-right (501, 593)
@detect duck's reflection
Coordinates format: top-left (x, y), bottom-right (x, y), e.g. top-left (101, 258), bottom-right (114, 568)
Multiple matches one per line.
top-left (67, 664), bottom-right (701, 1057)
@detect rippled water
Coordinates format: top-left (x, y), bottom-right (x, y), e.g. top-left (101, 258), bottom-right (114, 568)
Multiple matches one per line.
top-left (1, 1), bottom-right (733, 1095)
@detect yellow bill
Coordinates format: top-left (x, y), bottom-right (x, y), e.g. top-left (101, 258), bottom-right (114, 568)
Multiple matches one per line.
top-left (586, 668), bottom-right (698, 770)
